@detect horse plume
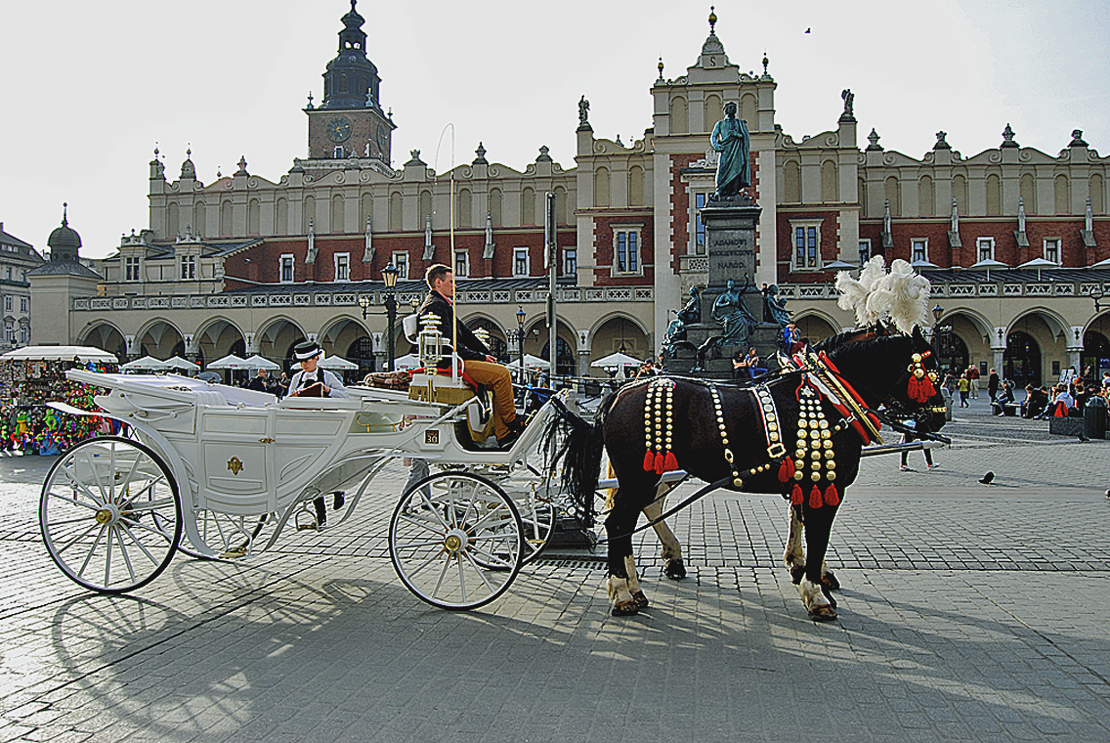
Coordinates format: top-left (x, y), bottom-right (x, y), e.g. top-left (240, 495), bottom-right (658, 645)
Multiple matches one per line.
top-left (835, 256), bottom-right (931, 334)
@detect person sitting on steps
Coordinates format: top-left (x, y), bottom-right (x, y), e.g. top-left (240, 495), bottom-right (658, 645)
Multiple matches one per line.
top-left (416, 264), bottom-right (523, 448)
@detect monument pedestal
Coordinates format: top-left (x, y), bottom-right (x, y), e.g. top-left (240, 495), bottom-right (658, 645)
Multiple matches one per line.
top-left (663, 194), bottom-right (781, 378)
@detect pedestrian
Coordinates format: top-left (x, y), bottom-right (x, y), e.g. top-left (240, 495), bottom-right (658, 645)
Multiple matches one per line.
top-left (957, 374), bottom-right (970, 407)
top-left (246, 368), bottom-right (271, 392)
top-left (967, 365), bottom-right (980, 399)
top-left (987, 367), bottom-right (1000, 400)
top-left (899, 417), bottom-right (938, 471)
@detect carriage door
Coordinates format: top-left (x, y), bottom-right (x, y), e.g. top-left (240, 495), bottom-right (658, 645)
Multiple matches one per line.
top-left (199, 407), bottom-right (278, 514)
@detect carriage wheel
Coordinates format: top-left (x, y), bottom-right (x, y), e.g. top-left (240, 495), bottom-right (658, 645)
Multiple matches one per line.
top-left (389, 471), bottom-right (524, 610)
top-left (40, 436), bottom-right (181, 594)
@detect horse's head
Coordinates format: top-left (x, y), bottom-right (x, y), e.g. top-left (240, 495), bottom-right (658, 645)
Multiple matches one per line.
top-left (821, 325), bottom-right (948, 432)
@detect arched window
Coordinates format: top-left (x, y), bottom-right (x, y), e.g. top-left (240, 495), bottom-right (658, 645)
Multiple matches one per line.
top-left (276, 198), bottom-right (288, 235)
top-left (220, 200), bottom-right (233, 237)
top-left (986, 174), bottom-right (1001, 215)
top-left (419, 190), bottom-right (432, 222)
top-left (193, 202), bottom-right (206, 236)
top-left (457, 188), bottom-right (472, 228)
top-left (489, 188), bottom-right (502, 226)
top-left (553, 186), bottom-right (567, 224)
top-left (704, 94), bottom-right (721, 134)
top-left (1054, 174), bottom-right (1070, 214)
top-left (918, 175), bottom-right (934, 217)
top-left (1090, 174), bottom-right (1105, 213)
top-left (248, 198), bottom-right (261, 235)
top-left (740, 93), bottom-right (757, 130)
top-left (628, 165), bottom-right (644, 207)
top-left (361, 193), bottom-right (373, 229)
top-left (783, 161), bottom-right (801, 203)
top-left (521, 187), bottom-right (536, 225)
top-left (670, 97), bottom-right (688, 134)
top-left (594, 167), bottom-right (611, 208)
top-left (166, 202), bottom-right (179, 237)
top-left (389, 192), bottom-right (402, 230)
top-left (884, 176), bottom-right (901, 216)
top-left (303, 196), bottom-right (316, 230)
top-left (1020, 172), bottom-right (1036, 213)
top-left (952, 174), bottom-right (968, 212)
top-left (331, 194), bottom-right (344, 233)
top-left (821, 160), bottom-right (839, 202)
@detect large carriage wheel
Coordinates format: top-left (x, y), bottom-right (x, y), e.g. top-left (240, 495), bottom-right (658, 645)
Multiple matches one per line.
top-left (389, 471), bottom-right (524, 610)
top-left (40, 436), bottom-right (181, 594)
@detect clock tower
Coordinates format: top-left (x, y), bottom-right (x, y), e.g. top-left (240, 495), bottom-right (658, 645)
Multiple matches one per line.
top-left (306, 1), bottom-right (395, 164)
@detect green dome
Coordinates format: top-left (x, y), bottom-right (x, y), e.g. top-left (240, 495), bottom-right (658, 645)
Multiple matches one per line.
top-left (47, 205), bottom-right (81, 260)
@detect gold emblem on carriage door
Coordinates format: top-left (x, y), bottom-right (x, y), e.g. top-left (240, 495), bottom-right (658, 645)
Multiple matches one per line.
top-left (424, 429), bottom-right (439, 445)
top-left (227, 457), bottom-right (244, 475)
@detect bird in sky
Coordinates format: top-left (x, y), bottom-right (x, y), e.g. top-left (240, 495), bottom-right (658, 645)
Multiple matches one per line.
top-left (805, 28), bottom-right (811, 33)
top-left (979, 472), bottom-right (995, 485)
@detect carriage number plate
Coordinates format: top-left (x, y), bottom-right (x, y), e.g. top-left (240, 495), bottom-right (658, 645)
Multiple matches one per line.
top-left (424, 429), bottom-right (439, 445)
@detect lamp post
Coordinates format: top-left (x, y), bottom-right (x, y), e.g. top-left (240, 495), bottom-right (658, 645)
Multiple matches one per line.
top-left (358, 295), bottom-right (371, 320)
top-left (516, 306), bottom-right (526, 384)
top-left (382, 263), bottom-right (399, 371)
top-left (1092, 287), bottom-right (1105, 313)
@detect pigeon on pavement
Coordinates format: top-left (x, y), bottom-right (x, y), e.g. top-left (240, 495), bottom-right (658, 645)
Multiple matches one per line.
top-left (979, 472), bottom-right (995, 485)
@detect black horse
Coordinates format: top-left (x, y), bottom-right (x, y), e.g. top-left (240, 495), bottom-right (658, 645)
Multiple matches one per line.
top-left (555, 326), bottom-right (947, 620)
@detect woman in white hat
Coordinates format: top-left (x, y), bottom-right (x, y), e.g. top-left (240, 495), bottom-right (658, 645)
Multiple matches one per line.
top-left (286, 340), bottom-right (348, 399)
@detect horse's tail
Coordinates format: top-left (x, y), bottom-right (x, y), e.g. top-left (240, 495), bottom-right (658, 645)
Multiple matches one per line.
top-left (541, 394), bottom-right (614, 529)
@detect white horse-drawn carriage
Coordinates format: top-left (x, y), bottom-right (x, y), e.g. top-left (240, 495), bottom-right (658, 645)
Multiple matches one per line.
top-left (39, 346), bottom-right (569, 610)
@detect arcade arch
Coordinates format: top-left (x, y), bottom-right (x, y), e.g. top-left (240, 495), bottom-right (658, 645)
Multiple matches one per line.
top-left (194, 317), bottom-right (245, 368)
top-left (79, 322), bottom-right (127, 360)
top-left (135, 320), bottom-right (184, 360)
top-left (793, 313), bottom-right (838, 345)
top-left (256, 317), bottom-right (307, 369)
top-left (590, 314), bottom-right (651, 365)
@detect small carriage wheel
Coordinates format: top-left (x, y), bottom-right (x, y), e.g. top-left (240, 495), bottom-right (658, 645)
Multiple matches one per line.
top-left (40, 436), bottom-right (181, 594)
top-left (389, 471), bottom-right (524, 610)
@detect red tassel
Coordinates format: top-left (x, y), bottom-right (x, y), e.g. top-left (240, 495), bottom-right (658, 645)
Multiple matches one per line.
top-left (778, 457), bottom-right (795, 483)
top-left (663, 451), bottom-right (678, 472)
top-left (653, 452), bottom-right (666, 474)
top-left (791, 483), bottom-right (803, 505)
top-left (823, 483), bottom-right (840, 507)
top-left (808, 485), bottom-right (823, 509)
top-left (643, 450), bottom-right (655, 472)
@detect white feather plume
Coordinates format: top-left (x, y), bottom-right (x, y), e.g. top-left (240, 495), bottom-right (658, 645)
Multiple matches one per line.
top-left (833, 256), bottom-right (931, 333)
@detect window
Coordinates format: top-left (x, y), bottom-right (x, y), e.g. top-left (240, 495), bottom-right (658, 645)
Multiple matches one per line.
top-left (20, 296), bottom-right (28, 313)
top-left (334, 252), bottom-right (350, 282)
top-left (454, 249), bottom-right (469, 278)
top-left (615, 230), bottom-right (639, 274)
top-left (4, 322), bottom-right (12, 344)
top-left (694, 193), bottom-right (707, 254)
top-left (976, 237), bottom-right (995, 263)
top-left (513, 247), bottom-right (530, 277)
top-left (5, 267), bottom-right (10, 280)
top-left (391, 251), bottom-right (409, 280)
top-left (180, 254), bottom-right (196, 280)
top-left (791, 222), bottom-right (822, 270)
top-left (125, 256), bottom-right (140, 281)
top-left (280, 254), bottom-right (295, 283)
top-left (334, 146), bottom-right (344, 158)
top-left (3, 296), bottom-right (10, 312)
top-left (1044, 237), bottom-right (1060, 264)
top-left (20, 325), bottom-right (28, 344)
top-left (858, 239), bottom-right (871, 267)
top-left (911, 238), bottom-right (928, 264)
top-left (563, 248), bottom-right (577, 277)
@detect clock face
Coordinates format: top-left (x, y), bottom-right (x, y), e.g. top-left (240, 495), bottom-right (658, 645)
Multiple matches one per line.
top-left (376, 124), bottom-right (388, 149)
top-left (326, 116), bottom-right (352, 143)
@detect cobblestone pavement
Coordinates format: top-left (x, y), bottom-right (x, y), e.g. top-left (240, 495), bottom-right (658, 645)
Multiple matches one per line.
top-left (1, 396), bottom-right (1109, 742)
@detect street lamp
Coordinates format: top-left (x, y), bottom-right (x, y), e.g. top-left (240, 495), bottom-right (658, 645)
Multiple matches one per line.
top-left (1092, 287), bottom-right (1105, 313)
top-left (358, 295), bottom-right (371, 320)
top-left (516, 306), bottom-right (526, 383)
top-left (382, 263), bottom-right (399, 371)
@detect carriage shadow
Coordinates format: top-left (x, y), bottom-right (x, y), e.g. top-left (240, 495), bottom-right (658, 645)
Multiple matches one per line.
top-left (40, 556), bottom-right (1110, 742)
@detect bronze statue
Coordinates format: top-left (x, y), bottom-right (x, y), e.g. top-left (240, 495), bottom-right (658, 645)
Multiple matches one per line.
top-left (710, 102), bottom-right (750, 199)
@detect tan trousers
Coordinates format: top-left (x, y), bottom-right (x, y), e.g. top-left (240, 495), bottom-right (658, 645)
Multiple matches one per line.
top-left (462, 359), bottom-right (517, 440)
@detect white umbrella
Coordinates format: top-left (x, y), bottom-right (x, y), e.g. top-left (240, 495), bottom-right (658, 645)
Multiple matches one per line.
top-left (910, 258), bottom-right (940, 270)
top-left (162, 355), bottom-right (199, 372)
top-left (970, 258), bottom-right (1009, 281)
top-left (0, 345), bottom-right (117, 363)
top-left (591, 352), bottom-right (642, 369)
top-left (318, 354), bottom-right (358, 370)
top-left (120, 355), bottom-right (168, 372)
top-left (243, 354), bottom-right (280, 370)
top-left (393, 353), bottom-right (423, 371)
top-left (1091, 256), bottom-right (1110, 268)
top-left (1017, 257), bottom-right (1060, 281)
top-left (823, 259), bottom-right (856, 271)
top-left (507, 354), bottom-right (550, 371)
top-left (206, 354), bottom-right (249, 370)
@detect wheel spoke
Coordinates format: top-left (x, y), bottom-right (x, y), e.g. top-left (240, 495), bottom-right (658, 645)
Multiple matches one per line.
top-left (398, 510), bottom-right (448, 536)
top-left (81, 448), bottom-right (110, 504)
top-left (103, 526), bottom-right (114, 586)
top-left (117, 521), bottom-right (164, 566)
top-left (466, 546), bottom-right (514, 570)
top-left (462, 552), bottom-right (497, 593)
top-left (56, 521), bottom-right (102, 556)
top-left (47, 488), bottom-right (102, 513)
top-left (76, 525), bottom-right (106, 578)
top-left (456, 555), bottom-right (467, 603)
top-left (120, 495), bottom-right (173, 513)
top-left (114, 527), bottom-right (138, 584)
top-left (432, 553), bottom-right (452, 597)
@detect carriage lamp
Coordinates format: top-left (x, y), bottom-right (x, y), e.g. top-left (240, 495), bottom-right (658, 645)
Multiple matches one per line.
top-left (358, 295), bottom-right (371, 320)
top-left (382, 263), bottom-right (399, 371)
top-left (1092, 287), bottom-right (1105, 313)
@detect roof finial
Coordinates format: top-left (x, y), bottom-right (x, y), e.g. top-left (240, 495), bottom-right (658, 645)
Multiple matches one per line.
top-left (708, 6), bottom-right (717, 34)
top-left (62, 202), bottom-right (68, 226)
top-left (657, 57), bottom-right (665, 81)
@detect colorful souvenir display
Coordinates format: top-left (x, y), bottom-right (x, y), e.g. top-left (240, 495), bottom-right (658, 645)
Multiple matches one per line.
top-left (0, 358), bottom-right (116, 455)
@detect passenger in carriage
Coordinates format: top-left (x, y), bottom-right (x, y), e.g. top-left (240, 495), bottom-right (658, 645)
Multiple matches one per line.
top-left (417, 264), bottom-right (523, 448)
top-left (286, 341), bottom-right (349, 399)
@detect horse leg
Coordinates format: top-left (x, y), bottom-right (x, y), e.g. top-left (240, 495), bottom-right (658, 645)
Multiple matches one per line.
top-left (797, 505), bottom-right (839, 621)
top-left (784, 504), bottom-right (806, 584)
top-left (624, 555), bottom-right (649, 609)
top-left (644, 482), bottom-right (686, 579)
top-left (605, 494), bottom-right (642, 616)
top-left (784, 504), bottom-right (841, 591)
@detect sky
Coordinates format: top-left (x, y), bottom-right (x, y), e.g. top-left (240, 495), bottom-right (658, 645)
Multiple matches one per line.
top-left (2, 0), bottom-right (1108, 260)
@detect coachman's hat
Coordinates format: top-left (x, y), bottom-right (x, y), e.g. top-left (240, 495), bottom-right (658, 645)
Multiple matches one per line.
top-left (292, 340), bottom-right (323, 362)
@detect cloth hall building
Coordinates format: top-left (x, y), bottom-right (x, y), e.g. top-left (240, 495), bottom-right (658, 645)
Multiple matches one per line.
top-left (33, 3), bottom-right (1110, 387)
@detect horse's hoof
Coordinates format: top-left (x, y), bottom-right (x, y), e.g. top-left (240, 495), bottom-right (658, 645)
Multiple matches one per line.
top-left (790, 565), bottom-right (806, 585)
top-left (820, 585), bottom-right (838, 608)
top-left (821, 571), bottom-right (840, 591)
top-left (631, 590), bottom-right (649, 609)
top-left (664, 558), bottom-right (687, 580)
top-left (612, 601), bottom-right (640, 617)
top-left (808, 604), bottom-right (838, 622)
